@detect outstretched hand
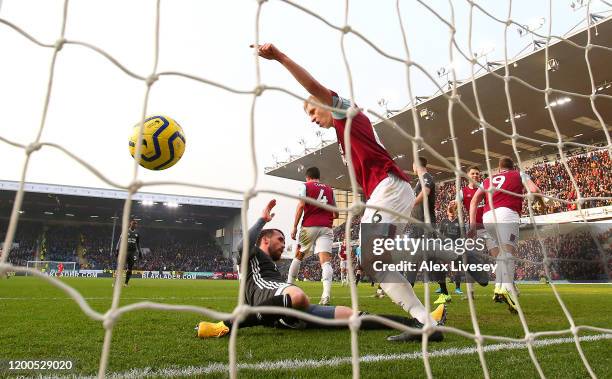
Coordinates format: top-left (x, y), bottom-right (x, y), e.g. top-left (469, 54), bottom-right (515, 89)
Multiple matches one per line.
top-left (250, 43), bottom-right (283, 60)
top-left (262, 199), bottom-right (276, 222)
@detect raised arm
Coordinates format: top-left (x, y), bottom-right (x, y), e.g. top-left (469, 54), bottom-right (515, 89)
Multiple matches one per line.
top-left (237, 199), bottom-right (277, 260)
top-left (253, 43), bottom-right (333, 106)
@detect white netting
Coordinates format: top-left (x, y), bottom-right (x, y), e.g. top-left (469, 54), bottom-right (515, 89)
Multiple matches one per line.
top-left (1, 1), bottom-right (611, 378)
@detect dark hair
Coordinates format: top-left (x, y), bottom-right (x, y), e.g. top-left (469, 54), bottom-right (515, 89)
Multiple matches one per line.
top-left (467, 165), bottom-right (480, 172)
top-left (417, 156), bottom-right (428, 168)
top-left (499, 157), bottom-right (514, 170)
top-left (256, 229), bottom-right (285, 247)
top-left (305, 167), bottom-right (320, 180)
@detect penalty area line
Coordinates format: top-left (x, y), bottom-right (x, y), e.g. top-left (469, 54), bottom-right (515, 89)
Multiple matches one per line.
top-left (69, 333), bottom-right (612, 379)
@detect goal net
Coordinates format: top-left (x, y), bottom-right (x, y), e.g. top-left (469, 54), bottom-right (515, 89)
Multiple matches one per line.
top-left (0, 0), bottom-right (611, 378)
top-left (25, 261), bottom-right (77, 276)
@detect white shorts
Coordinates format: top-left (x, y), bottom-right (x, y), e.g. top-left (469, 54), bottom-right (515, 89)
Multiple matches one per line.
top-left (340, 260), bottom-right (348, 270)
top-left (298, 226), bottom-right (333, 258)
top-left (482, 207), bottom-right (520, 250)
top-left (476, 228), bottom-right (490, 248)
top-left (361, 173), bottom-right (415, 225)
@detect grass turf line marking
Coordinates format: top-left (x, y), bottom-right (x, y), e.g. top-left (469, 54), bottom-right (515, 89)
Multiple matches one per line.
top-left (0, 292), bottom-right (568, 301)
top-left (42, 334), bottom-right (611, 378)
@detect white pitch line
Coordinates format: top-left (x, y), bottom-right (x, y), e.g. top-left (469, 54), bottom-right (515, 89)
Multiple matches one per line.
top-left (0, 292), bottom-right (572, 301)
top-left (39, 333), bottom-right (612, 379)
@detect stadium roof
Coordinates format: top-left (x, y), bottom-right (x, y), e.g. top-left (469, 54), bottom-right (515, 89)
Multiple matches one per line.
top-left (0, 180), bottom-right (241, 229)
top-left (266, 17), bottom-right (612, 190)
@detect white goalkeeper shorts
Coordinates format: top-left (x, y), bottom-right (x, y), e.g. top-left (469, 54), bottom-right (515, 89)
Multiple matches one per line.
top-left (482, 207), bottom-right (520, 250)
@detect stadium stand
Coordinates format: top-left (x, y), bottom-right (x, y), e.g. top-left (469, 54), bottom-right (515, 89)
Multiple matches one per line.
top-left (0, 219), bottom-right (235, 272)
top-left (515, 229), bottom-right (609, 282)
top-left (0, 181), bottom-right (241, 275)
top-left (332, 147), bottom-right (611, 244)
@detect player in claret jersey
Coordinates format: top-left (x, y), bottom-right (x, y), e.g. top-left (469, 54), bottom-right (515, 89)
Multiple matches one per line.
top-left (460, 166), bottom-right (485, 231)
top-left (469, 157), bottom-right (542, 313)
top-left (254, 42), bottom-right (447, 342)
top-left (458, 166), bottom-right (485, 296)
top-left (339, 241), bottom-right (348, 286)
top-left (288, 167), bottom-right (338, 305)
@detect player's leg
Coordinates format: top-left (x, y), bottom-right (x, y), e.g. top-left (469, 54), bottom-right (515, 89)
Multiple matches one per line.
top-left (484, 208), bottom-right (519, 313)
top-left (435, 282), bottom-right (450, 304)
top-left (198, 299), bottom-right (446, 338)
top-left (197, 283), bottom-right (308, 337)
top-left (360, 174), bottom-right (437, 327)
top-left (340, 261), bottom-right (347, 285)
top-left (315, 227), bottom-right (334, 305)
top-left (484, 211), bottom-right (503, 297)
top-left (287, 244), bottom-right (303, 284)
top-left (280, 283), bottom-right (310, 309)
top-left (454, 260), bottom-right (463, 295)
top-left (125, 255), bottom-right (135, 286)
top-left (433, 269), bottom-right (451, 304)
top-left (374, 284), bottom-right (386, 298)
top-left (497, 209), bottom-right (519, 294)
top-left (303, 303), bottom-right (446, 336)
top-left (288, 228), bottom-right (315, 284)
top-left (318, 251), bottom-right (332, 304)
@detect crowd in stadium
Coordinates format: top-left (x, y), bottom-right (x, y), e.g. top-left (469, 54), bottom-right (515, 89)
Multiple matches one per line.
top-left (2, 149), bottom-right (609, 281)
top-left (332, 148), bottom-right (611, 243)
top-left (515, 230), bottom-right (608, 281)
top-left (292, 228), bottom-right (607, 283)
top-left (436, 149), bottom-right (611, 221)
top-left (1, 220), bottom-right (233, 273)
top-left (2, 222), bottom-right (608, 283)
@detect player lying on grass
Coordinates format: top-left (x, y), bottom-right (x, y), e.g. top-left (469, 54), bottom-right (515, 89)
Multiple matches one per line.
top-left (252, 42), bottom-right (488, 342)
top-left (469, 157), bottom-right (543, 313)
top-left (196, 200), bottom-right (446, 340)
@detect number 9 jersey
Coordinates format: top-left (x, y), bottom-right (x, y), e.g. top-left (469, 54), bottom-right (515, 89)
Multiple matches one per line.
top-left (482, 169), bottom-right (529, 215)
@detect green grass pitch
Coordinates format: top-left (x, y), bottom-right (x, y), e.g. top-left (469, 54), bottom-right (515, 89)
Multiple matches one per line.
top-left (1, 277), bottom-right (611, 378)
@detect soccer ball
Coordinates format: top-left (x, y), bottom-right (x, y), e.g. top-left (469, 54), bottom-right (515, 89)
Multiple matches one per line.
top-left (128, 115), bottom-right (186, 170)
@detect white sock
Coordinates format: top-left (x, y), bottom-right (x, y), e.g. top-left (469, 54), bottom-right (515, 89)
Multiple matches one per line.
top-left (321, 261), bottom-right (333, 298)
top-left (340, 270), bottom-right (346, 284)
top-left (380, 272), bottom-right (436, 325)
top-left (495, 253), bottom-right (504, 288)
top-left (287, 258), bottom-right (301, 284)
top-left (500, 251), bottom-right (516, 292)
